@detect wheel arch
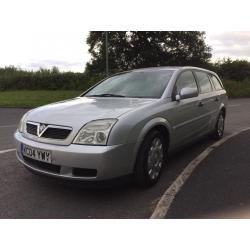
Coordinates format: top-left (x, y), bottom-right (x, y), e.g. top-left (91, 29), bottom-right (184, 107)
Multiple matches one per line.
top-left (132, 117), bottom-right (171, 168)
top-left (220, 105), bottom-right (226, 117)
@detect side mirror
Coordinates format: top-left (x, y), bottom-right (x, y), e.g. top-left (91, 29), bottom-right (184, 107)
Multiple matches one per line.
top-left (175, 87), bottom-right (198, 101)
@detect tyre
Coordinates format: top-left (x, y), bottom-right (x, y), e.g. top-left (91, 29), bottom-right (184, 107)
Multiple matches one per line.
top-left (133, 129), bottom-right (168, 188)
top-left (211, 111), bottom-right (225, 140)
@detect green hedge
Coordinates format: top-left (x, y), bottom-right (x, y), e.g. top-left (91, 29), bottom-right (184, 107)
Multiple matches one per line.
top-left (2, 64), bottom-right (250, 99)
top-left (223, 79), bottom-right (250, 98)
top-left (0, 67), bottom-right (104, 91)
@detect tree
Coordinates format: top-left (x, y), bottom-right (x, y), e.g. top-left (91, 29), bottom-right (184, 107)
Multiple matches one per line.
top-left (85, 31), bottom-right (212, 74)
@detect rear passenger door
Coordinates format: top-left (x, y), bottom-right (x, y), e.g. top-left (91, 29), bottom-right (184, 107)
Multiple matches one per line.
top-left (194, 70), bottom-right (218, 131)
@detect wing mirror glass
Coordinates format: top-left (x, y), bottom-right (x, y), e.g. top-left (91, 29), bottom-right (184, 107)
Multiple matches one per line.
top-left (175, 87), bottom-right (198, 101)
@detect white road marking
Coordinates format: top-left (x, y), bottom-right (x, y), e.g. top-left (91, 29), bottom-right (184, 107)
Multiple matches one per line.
top-left (0, 149), bottom-right (16, 154)
top-left (0, 124), bottom-right (17, 128)
top-left (150, 127), bottom-right (250, 219)
top-left (228, 104), bottom-right (241, 107)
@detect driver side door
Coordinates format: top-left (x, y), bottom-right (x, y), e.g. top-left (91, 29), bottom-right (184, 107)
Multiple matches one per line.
top-left (166, 70), bottom-right (207, 147)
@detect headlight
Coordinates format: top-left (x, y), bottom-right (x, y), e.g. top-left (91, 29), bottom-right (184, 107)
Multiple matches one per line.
top-left (73, 119), bottom-right (117, 145)
top-left (18, 112), bottom-right (29, 133)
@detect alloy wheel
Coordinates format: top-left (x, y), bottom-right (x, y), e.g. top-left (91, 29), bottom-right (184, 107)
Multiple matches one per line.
top-left (147, 137), bottom-right (164, 180)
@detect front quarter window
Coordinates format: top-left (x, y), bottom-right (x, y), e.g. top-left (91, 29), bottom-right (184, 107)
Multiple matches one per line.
top-left (174, 70), bottom-right (198, 95)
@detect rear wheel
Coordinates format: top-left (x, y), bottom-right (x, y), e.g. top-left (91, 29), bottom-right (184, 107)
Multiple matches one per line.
top-left (212, 111), bottom-right (225, 140)
top-left (133, 129), bottom-right (168, 188)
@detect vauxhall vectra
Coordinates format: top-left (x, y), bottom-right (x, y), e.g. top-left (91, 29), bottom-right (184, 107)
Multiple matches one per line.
top-left (14, 66), bottom-right (228, 187)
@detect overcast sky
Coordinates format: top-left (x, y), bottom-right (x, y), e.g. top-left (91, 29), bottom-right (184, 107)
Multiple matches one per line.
top-left (206, 31), bottom-right (250, 61)
top-left (1, 31), bottom-right (250, 72)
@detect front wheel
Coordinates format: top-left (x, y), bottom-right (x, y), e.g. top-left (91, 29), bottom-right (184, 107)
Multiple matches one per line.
top-left (133, 129), bottom-right (168, 188)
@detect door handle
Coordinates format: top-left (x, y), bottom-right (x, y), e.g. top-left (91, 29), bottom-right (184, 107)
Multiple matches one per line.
top-left (198, 101), bottom-right (203, 107)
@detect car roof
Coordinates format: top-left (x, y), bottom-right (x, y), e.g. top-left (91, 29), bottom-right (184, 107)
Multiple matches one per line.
top-left (131, 66), bottom-right (216, 75)
top-left (132, 66), bottom-right (182, 72)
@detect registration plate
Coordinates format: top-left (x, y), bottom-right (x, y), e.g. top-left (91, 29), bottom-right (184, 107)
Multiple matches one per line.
top-left (22, 144), bottom-right (52, 164)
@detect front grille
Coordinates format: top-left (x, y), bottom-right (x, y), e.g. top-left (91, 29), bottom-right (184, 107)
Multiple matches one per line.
top-left (26, 122), bottom-right (71, 140)
top-left (26, 123), bottom-right (37, 136)
top-left (42, 127), bottom-right (71, 139)
top-left (23, 156), bottom-right (61, 174)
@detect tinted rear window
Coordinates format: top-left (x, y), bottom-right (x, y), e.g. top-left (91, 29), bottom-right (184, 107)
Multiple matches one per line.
top-left (210, 75), bottom-right (223, 90)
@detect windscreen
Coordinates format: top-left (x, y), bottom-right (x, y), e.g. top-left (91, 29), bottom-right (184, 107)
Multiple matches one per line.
top-left (85, 70), bottom-right (174, 98)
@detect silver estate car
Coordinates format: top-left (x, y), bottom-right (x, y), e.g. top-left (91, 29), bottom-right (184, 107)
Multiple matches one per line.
top-left (14, 66), bottom-right (228, 187)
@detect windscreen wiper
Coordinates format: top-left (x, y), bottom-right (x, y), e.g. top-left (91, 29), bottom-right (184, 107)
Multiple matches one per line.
top-left (87, 94), bottom-right (126, 97)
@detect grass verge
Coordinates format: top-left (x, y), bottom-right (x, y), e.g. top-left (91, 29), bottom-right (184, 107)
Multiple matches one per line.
top-left (0, 90), bottom-right (82, 108)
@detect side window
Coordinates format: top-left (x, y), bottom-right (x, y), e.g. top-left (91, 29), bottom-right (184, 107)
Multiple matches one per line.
top-left (175, 71), bottom-right (198, 94)
top-left (210, 74), bottom-right (223, 90)
top-left (195, 71), bottom-right (212, 93)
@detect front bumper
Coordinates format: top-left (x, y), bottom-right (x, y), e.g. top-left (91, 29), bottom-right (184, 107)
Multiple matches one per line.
top-left (14, 131), bottom-right (136, 181)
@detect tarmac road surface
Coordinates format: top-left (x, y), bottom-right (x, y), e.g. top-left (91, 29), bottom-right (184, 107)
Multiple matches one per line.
top-left (0, 99), bottom-right (249, 218)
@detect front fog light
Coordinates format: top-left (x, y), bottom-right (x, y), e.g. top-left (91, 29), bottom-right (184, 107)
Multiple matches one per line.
top-left (73, 119), bottom-right (117, 145)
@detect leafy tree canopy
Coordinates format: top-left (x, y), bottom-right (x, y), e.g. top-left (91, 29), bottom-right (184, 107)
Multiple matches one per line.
top-left (86, 31), bottom-right (212, 74)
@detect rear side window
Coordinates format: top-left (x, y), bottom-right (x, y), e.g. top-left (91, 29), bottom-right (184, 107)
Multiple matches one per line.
top-left (210, 75), bottom-right (223, 90)
top-left (175, 71), bottom-right (198, 94)
top-left (195, 71), bottom-right (212, 93)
